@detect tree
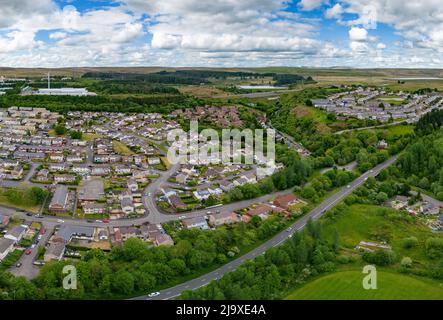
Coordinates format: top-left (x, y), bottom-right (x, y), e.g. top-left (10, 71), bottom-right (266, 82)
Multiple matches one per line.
top-left (69, 130), bottom-right (83, 140)
top-left (54, 124), bottom-right (67, 135)
top-left (111, 270), bottom-right (134, 295)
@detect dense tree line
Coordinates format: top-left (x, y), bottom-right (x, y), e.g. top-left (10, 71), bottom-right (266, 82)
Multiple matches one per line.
top-left (416, 109), bottom-right (443, 135)
top-left (0, 93), bottom-right (201, 115)
top-left (181, 220), bottom-right (337, 299)
top-left (0, 215), bottom-right (289, 299)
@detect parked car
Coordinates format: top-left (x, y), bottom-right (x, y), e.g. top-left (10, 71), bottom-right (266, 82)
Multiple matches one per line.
top-left (25, 249), bottom-right (32, 255)
top-left (40, 228), bottom-right (46, 235)
top-left (57, 219), bottom-right (64, 224)
top-left (37, 235), bottom-right (43, 241)
top-left (102, 219), bottom-right (110, 223)
top-left (15, 262), bottom-right (22, 268)
top-left (26, 213), bottom-right (32, 217)
top-left (30, 244), bottom-right (36, 249)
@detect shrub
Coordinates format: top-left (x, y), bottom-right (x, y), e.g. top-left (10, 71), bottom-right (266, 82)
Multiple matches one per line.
top-left (401, 257), bottom-right (413, 268)
top-left (402, 236), bottom-right (418, 249)
top-left (362, 250), bottom-right (397, 266)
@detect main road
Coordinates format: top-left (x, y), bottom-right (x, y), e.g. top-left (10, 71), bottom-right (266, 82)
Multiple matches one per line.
top-left (134, 155), bottom-right (398, 300)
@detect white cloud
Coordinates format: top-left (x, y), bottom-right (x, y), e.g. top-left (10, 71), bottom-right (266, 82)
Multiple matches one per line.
top-left (377, 42), bottom-right (386, 49)
top-left (349, 27), bottom-right (367, 41)
top-left (49, 31), bottom-right (67, 40)
top-left (325, 4), bottom-right (343, 19)
top-left (298, 0), bottom-right (327, 11)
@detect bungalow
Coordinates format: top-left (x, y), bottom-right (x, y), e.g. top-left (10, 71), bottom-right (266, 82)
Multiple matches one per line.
top-left (208, 212), bottom-right (240, 227)
top-left (377, 139), bottom-right (389, 150)
top-left (273, 194), bottom-right (299, 210)
top-left (247, 203), bottom-right (285, 220)
top-left (219, 180), bottom-right (234, 192)
top-left (78, 180), bottom-right (105, 202)
top-left (0, 238), bottom-right (15, 261)
top-left (181, 216), bottom-right (209, 230)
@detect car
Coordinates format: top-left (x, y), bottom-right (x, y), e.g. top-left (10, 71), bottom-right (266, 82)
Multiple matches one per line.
top-left (286, 227), bottom-right (292, 232)
top-left (102, 219), bottom-right (110, 223)
top-left (57, 219), bottom-right (64, 223)
top-left (36, 214), bottom-right (44, 219)
top-left (87, 219), bottom-right (94, 223)
top-left (95, 220), bottom-right (102, 223)
top-left (364, 177), bottom-right (368, 181)
top-left (26, 213), bottom-right (33, 217)
top-left (347, 185), bottom-right (351, 188)
top-left (148, 292), bottom-right (160, 298)
top-left (15, 262), bottom-right (22, 268)
top-left (370, 170), bottom-right (374, 173)
top-left (40, 228), bottom-right (46, 235)
top-left (37, 235), bottom-right (43, 241)
top-left (30, 244), bottom-right (36, 249)
top-left (206, 211), bottom-right (212, 214)
top-left (179, 215), bottom-right (186, 219)
top-left (25, 249), bottom-right (32, 255)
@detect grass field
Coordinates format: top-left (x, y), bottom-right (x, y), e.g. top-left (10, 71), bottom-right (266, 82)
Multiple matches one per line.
top-left (285, 270), bottom-right (443, 300)
top-left (112, 140), bottom-right (134, 156)
top-left (322, 204), bottom-right (442, 264)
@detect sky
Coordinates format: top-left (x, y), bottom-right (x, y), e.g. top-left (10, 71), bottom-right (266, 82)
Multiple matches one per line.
top-left (1, 0), bottom-right (443, 68)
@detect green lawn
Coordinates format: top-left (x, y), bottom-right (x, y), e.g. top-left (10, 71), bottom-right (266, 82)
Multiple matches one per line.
top-left (285, 270), bottom-right (443, 300)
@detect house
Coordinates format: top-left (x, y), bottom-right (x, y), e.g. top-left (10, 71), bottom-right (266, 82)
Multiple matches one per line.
top-left (147, 157), bottom-right (161, 165)
top-left (390, 195), bottom-right (408, 210)
top-left (208, 212), bottom-right (239, 227)
top-left (118, 226), bottom-right (139, 240)
top-left (247, 203), bottom-right (285, 220)
top-left (438, 214), bottom-right (443, 226)
top-left (98, 229), bottom-right (108, 241)
top-left (36, 168), bottom-right (49, 181)
top-left (168, 194), bottom-right (187, 210)
top-left (83, 203), bottom-right (106, 214)
top-left (181, 216), bottom-right (209, 230)
top-left (44, 239), bottom-right (66, 262)
top-left (175, 173), bottom-right (188, 184)
top-left (72, 165), bottom-right (91, 174)
top-left (420, 202), bottom-right (440, 215)
top-left (114, 165), bottom-right (131, 175)
top-left (66, 155), bottom-right (83, 163)
top-left (5, 225), bottom-right (29, 243)
top-left (219, 180), bottom-right (234, 192)
top-left (11, 165), bottom-right (23, 179)
top-left (54, 174), bottom-right (76, 183)
top-left (49, 185), bottom-right (69, 213)
top-left (193, 189), bottom-right (211, 201)
top-left (155, 233), bottom-right (174, 246)
top-left (0, 237), bottom-right (15, 261)
top-left (91, 166), bottom-right (111, 176)
top-left (377, 139), bottom-right (388, 149)
top-left (273, 194), bottom-right (299, 210)
top-left (0, 214), bottom-right (10, 227)
top-left (49, 163), bottom-right (66, 172)
top-left (127, 179), bottom-right (138, 192)
top-left (121, 195), bottom-right (135, 214)
top-left (49, 154), bottom-right (64, 162)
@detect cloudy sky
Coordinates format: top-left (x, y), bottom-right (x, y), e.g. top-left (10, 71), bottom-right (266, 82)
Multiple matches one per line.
top-left (1, 0), bottom-right (443, 68)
